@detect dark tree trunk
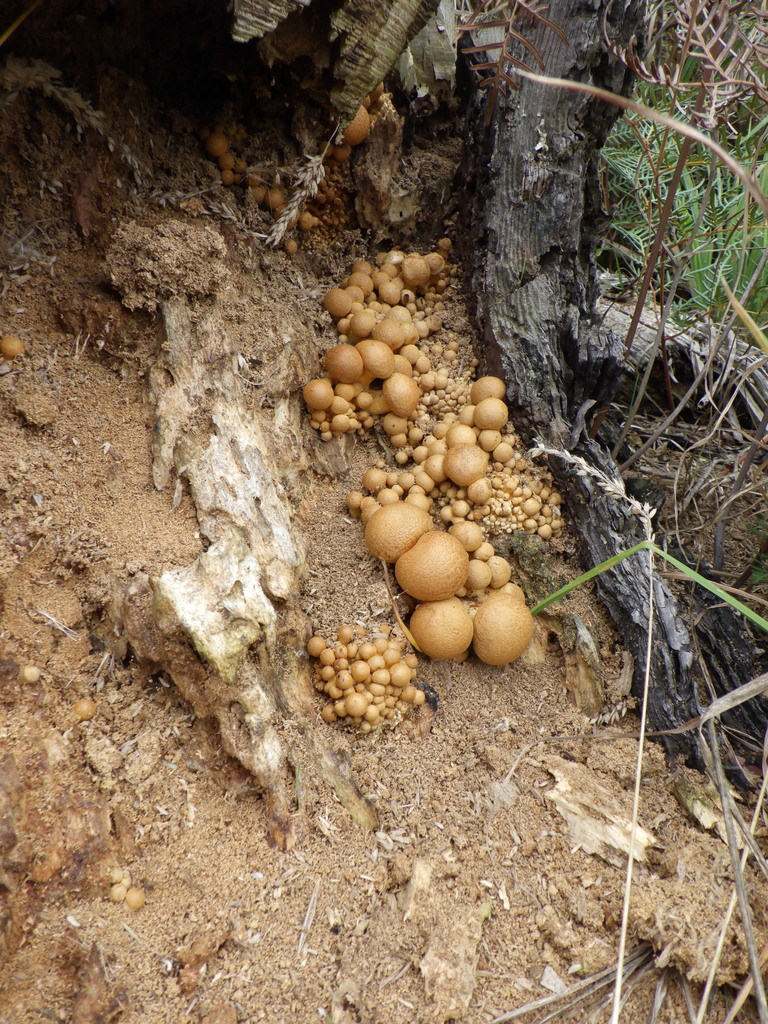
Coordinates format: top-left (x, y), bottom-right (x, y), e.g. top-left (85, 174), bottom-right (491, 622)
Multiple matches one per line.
top-left (466, 0), bottom-right (704, 764)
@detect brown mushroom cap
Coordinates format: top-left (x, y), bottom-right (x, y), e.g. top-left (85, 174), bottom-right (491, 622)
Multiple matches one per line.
top-left (344, 691), bottom-right (370, 717)
top-left (302, 378), bottom-right (335, 410)
top-left (323, 287), bottom-right (353, 319)
top-left (377, 279), bottom-right (402, 305)
top-left (409, 598), bottom-right (473, 660)
top-left (324, 344), bottom-right (364, 383)
top-left (347, 271), bottom-right (374, 295)
top-left (0, 336), bottom-right (24, 359)
top-left (487, 556), bottom-right (513, 589)
top-left (425, 252), bottom-right (445, 275)
top-left (466, 559), bottom-right (493, 591)
top-left (443, 443), bottom-right (490, 487)
top-left (356, 339), bottom-right (395, 379)
top-left (401, 255), bottom-right (431, 288)
top-left (343, 106), bottom-right (371, 146)
top-left (449, 521), bottom-right (484, 552)
top-left (467, 478), bottom-right (494, 504)
top-left (383, 372), bottom-right (421, 417)
top-left (348, 311), bottom-right (377, 342)
top-left (472, 591), bottom-right (534, 665)
top-left (470, 375), bottom-right (506, 404)
top-left (364, 502), bottom-right (434, 562)
top-left (395, 531), bottom-right (469, 602)
top-left (205, 131), bottom-right (229, 157)
top-left (473, 396), bottom-right (509, 431)
top-left (371, 320), bottom-right (406, 350)
top-left (493, 441), bottom-right (515, 464)
top-left (445, 423), bottom-right (478, 448)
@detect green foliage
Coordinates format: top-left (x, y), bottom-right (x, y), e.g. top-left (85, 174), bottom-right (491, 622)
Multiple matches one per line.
top-left (748, 518), bottom-right (768, 586)
top-left (598, 86), bottom-right (768, 330)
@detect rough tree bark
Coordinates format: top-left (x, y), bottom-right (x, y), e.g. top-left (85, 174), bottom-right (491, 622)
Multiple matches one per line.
top-left (466, 0), bottom-right (704, 763)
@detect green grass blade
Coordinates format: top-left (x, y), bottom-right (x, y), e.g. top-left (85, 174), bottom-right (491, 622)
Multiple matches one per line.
top-left (532, 541), bottom-right (768, 636)
top-left (530, 542), bottom-right (650, 615)
top-left (651, 545), bottom-right (768, 635)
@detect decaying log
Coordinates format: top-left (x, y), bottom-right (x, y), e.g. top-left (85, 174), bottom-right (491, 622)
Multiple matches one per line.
top-left (105, 239), bottom-right (378, 847)
top-left (467, 0), bottom-right (705, 762)
top-left (231, 0), bottom-right (439, 117)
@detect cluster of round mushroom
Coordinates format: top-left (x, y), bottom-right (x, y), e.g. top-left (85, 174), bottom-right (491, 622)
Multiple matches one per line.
top-left (301, 249), bottom-right (567, 728)
top-left (200, 120), bottom-right (251, 187)
top-left (346, 375), bottom-right (563, 540)
top-left (363, 501), bottom-right (534, 665)
top-left (307, 624), bottom-right (425, 731)
top-left (108, 866), bottom-right (145, 910)
top-left (302, 243), bottom-right (454, 439)
top-left (200, 86), bottom-right (384, 250)
top-left (350, 419), bottom-right (565, 540)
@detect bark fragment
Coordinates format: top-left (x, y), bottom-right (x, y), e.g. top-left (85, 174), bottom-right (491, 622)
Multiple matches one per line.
top-left (468, 0), bottom-right (703, 759)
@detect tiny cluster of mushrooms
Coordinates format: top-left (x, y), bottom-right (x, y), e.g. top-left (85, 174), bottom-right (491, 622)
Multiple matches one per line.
top-left (307, 626), bottom-right (425, 732)
top-left (304, 245), bottom-right (564, 728)
top-left (201, 86), bottom-right (384, 250)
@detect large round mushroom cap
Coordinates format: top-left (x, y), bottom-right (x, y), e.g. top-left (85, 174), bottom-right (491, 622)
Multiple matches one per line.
top-left (395, 531), bottom-right (469, 602)
top-left (364, 502), bottom-right (434, 563)
top-left (472, 591), bottom-right (534, 665)
top-left (409, 598), bottom-right (473, 660)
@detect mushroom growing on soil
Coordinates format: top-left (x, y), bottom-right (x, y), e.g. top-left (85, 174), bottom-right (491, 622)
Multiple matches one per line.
top-left (383, 372), bottom-right (421, 417)
top-left (443, 443), bottom-right (490, 487)
top-left (303, 378), bottom-right (335, 409)
top-left (323, 287), bottom-right (354, 319)
top-left (471, 590), bottom-right (534, 665)
top-left (308, 627), bottom-right (425, 730)
top-left (395, 531), bottom-right (469, 602)
top-left (470, 375), bottom-right (506, 404)
top-left (324, 343), bottom-right (364, 383)
top-left (364, 502), bottom-right (434, 562)
top-left (1, 336), bottom-right (24, 359)
top-left (409, 597), bottom-right (474, 659)
top-left (342, 105), bottom-right (371, 146)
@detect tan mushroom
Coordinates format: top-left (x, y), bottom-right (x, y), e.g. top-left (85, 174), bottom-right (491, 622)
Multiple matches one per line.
top-left (409, 598), bottom-right (473, 659)
top-left (472, 591), bottom-right (534, 665)
top-left (364, 502), bottom-right (434, 562)
top-left (395, 531), bottom-right (469, 602)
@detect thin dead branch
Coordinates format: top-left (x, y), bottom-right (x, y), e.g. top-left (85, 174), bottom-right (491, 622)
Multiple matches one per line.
top-left (456, 0), bottom-right (568, 122)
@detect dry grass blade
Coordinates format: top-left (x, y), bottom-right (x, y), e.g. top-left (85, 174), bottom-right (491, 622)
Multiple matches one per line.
top-left (618, 309), bottom-right (768, 476)
top-left (694, 672), bottom-right (768, 728)
top-left (486, 943), bottom-right (654, 1023)
top-left (605, 136), bottom-right (718, 455)
top-left (0, 0), bottom-right (43, 48)
top-left (610, 0), bottom-right (768, 122)
top-left (698, 732), bottom-right (768, 1022)
top-left (379, 558), bottom-right (420, 651)
top-left (610, 539), bottom-right (654, 1024)
top-left (648, 967), bottom-right (669, 1024)
top-left (0, 55), bottom-right (149, 180)
top-left (675, 0), bottom-right (768, 115)
top-left (700, 719), bottom-right (768, 1022)
top-left (35, 607), bottom-right (78, 639)
top-left (266, 147), bottom-right (329, 248)
top-left (723, 943), bottom-right (768, 1024)
top-left (296, 880), bottom-right (319, 959)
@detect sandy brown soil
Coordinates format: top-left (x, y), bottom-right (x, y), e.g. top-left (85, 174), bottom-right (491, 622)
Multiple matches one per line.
top-left (1, 12), bottom-right (767, 1024)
